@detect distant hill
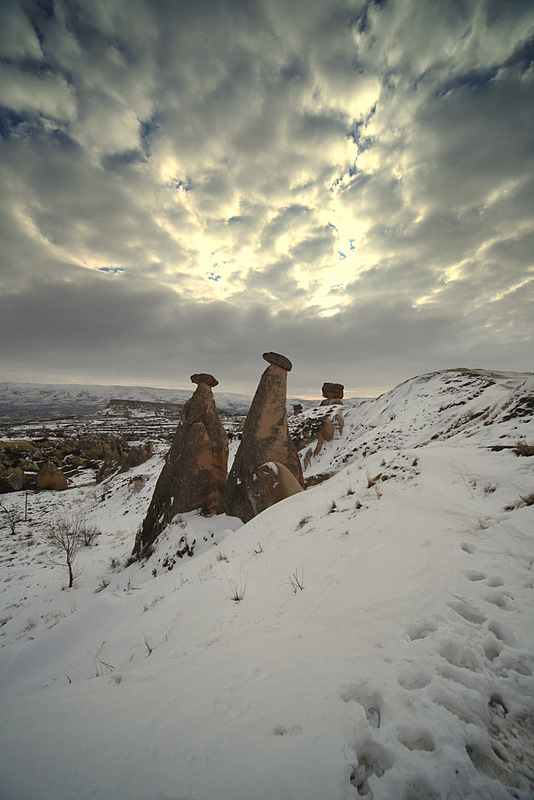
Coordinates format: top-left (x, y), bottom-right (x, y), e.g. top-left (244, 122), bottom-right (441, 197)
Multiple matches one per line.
top-left (0, 381), bottom-right (320, 422)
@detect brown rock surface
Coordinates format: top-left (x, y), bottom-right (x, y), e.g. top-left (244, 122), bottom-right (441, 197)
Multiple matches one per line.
top-left (36, 462), bottom-right (68, 491)
top-left (249, 462), bottom-right (304, 516)
top-left (221, 356), bottom-right (304, 522)
top-left (0, 466), bottom-right (25, 492)
top-left (134, 379), bottom-right (228, 557)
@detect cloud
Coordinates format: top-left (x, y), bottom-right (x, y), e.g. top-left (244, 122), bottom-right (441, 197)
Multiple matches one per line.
top-left (0, 0), bottom-right (532, 395)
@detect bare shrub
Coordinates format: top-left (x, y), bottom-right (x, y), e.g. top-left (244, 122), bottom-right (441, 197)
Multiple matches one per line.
top-left (0, 500), bottom-right (23, 535)
top-left (225, 568), bottom-right (247, 602)
top-left (288, 567), bottom-right (304, 594)
top-left (79, 521), bottom-right (100, 547)
top-left (514, 441), bottom-right (534, 457)
top-left (366, 471), bottom-right (382, 489)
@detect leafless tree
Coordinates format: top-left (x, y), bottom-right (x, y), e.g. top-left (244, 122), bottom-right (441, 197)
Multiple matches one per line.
top-left (46, 515), bottom-right (85, 588)
top-left (0, 500), bottom-right (23, 535)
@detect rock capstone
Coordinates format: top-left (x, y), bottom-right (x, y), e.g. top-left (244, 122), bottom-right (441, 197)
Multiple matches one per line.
top-left (190, 373), bottom-right (219, 387)
top-left (221, 354), bottom-right (304, 522)
top-left (263, 352), bottom-right (293, 371)
top-left (320, 382), bottom-right (344, 405)
top-left (134, 377), bottom-right (228, 557)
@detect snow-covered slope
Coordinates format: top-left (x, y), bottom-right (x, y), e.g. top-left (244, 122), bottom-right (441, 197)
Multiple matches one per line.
top-left (297, 368), bottom-right (534, 480)
top-left (0, 369), bottom-right (533, 800)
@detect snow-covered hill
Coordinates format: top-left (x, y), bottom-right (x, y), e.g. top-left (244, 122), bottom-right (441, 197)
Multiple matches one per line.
top-left (0, 381), bottom-right (324, 421)
top-left (0, 368), bottom-right (533, 800)
top-left (0, 381), bottom-right (254, 420)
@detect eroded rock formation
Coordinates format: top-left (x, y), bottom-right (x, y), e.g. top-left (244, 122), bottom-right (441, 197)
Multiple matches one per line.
top-left (222, 353), bottom-right (304, 522)
top-left (35, 462), bottom-right (68, 491)
top-left (134, 374), bottom-right (228, 557)
top-left (320, 382), bottom-right (344, 405)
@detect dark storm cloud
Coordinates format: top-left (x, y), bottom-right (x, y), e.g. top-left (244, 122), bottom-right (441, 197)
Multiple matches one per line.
top-left (0, 0), bottom-right (532, 394)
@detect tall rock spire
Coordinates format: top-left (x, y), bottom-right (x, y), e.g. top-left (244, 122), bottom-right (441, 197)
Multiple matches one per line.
top-left (133, 373), bottom-right (228, 557)
top-left (221, 352), bottom-right (304, 522)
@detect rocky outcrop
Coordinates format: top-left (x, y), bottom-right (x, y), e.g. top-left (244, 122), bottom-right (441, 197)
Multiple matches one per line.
top-left (302, 412), bottom-right (344, 470)
top-left (108, 399), bottom-right (182, 416)
top-left (35, 462), bottom-right (68, 491)
top-left (221, 353), bottom-right (304, 522)
top-left (0, 435), bottom-right (153, 492)
top-left (119, 443), bottom-right (153, 473)
top-left (320, 382), bottom-right (344, 405)
top-left (134, 374), bottom-right (228, 557)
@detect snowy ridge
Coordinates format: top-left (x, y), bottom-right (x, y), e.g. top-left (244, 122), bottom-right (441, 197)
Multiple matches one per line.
top-left (0, 381), bottom-right (253, 419)
top-left (0, 368), bottom-right (533, 799)
top-left (298, 368), bottom-right (534, 480)
top-left (0, 381), bottom-right (320, 421)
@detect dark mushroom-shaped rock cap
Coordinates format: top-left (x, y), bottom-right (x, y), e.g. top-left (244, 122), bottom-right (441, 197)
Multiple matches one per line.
top-left (190, 373), bottom-right (219, 387)
top-left (322, 382), bottom-right (344, 398)
top-left (262, 352), bottom-right (292, 371)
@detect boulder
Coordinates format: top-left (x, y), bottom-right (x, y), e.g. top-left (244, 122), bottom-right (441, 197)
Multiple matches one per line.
top-left (221, 353), bottom-right (304, 522)
top-left (320, 382), bottom-right (344, 405)
top-left (249, 462), bottom-right (304, 516)
top-left (0, 466), bottom-right (25, 492)
top-left (36, 462), bottom-right (68, 491)
top-left (134, 376), bottom-right (228, 557)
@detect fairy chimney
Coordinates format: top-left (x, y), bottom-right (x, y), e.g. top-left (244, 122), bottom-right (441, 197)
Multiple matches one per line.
top-left (221, 352), bottom-right (304, 522)
top-left (320, 382), bottom-right (344, 405)
top-left (133, 374), bottom-right (228, 557)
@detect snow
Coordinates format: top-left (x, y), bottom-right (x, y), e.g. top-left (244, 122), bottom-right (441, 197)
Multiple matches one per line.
top-left (0, 368), bottom-right (533, 799)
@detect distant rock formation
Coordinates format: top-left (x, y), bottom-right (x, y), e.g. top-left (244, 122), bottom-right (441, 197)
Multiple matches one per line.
top-left (221, 353), bottom-right (305, 522)
top-left (36, 462), bottom-right (68, 491)
top-left (320, 382), bottom-right (344, 405)
top-left (134, 374), bottom-right (228, 557)
top-left (293, 403), bottom-right (303, 415)
top-left (108, 399), bottom-right (182, 416)
top-left (0, 435), bottom-right (152, 492)
top-left (302, 412), bottom-right (344, 470)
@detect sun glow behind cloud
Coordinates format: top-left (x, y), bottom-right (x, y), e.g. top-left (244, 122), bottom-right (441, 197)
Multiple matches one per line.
top-left (0, 0), bottom-right (532, 394)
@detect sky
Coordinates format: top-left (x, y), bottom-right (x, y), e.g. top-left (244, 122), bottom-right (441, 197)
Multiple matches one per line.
top-left (0, 0), bottom-right (533, 398)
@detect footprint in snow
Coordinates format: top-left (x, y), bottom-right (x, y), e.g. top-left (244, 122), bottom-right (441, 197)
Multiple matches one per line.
top-left (340, 683), bottom-right (382, 728)
top-left (396, 666), bottom-right (432, 691)
top-left (483, 590), bottom-right (516, 611)
top-left (461, 542), bottom-right (475, 554)
top-left (405, 620), bottom-right (438, 641)
top-left (447, 600), bottom-right (487, 625)
top-left (348, 741), bottom-right (392, 797)
top-left (272, 725), bottom-right (302, 736)
top-left (464, 569), bottom-right (486, 581)
top-left (397, 727), bottom-right (436, 752)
